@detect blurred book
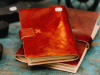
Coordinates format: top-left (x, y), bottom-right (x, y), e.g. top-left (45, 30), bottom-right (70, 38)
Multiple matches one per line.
top-left (42, 8), bottom-right (99, 73)
top-left (15, 6), bottom-right (79, 66)
top-left (15, 7), bottom-right (99, 73)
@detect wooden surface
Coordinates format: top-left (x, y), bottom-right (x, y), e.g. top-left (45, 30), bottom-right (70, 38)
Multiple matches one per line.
top-left (0, 22), bottom-right (100, 75)
top-left (0, 0), bottom-right (100, 75)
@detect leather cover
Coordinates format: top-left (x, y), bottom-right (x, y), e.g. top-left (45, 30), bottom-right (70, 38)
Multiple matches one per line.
top-left (42, 8), bottom-right (99, 73)
top-left (15, 7), bottom-right (99, 73)
top-left (61, 7), bottom-right (99, 66)
top-left (18, 6), bottom-right (79, 62)
top-left (61, 41), bottom-right (87, 65)
top-left (66, 8), bottom-right (99, 40)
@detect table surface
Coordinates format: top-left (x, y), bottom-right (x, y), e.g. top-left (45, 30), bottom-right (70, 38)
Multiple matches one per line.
top-left (0, 0), bottom-right (100, 75)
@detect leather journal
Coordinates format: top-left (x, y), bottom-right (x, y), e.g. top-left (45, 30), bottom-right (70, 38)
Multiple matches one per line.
top-left (42, 8), bottom-right (99, 73)
top-left (15, 6), bottom-right (99, 73)
top-left (16, 6), bottom-right (79, 66)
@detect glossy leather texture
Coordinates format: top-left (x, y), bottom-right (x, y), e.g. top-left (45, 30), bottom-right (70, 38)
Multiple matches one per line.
top-left (19, 6), bottom-right (78, 58)
top-left (16, 41), bottom-right (87, 66)
top-left (61, 41), bottom-right (87, 66)
top-left (60, 8), bottom-right (99, 66)
top-left (15, 7), bottom-right (99, 71)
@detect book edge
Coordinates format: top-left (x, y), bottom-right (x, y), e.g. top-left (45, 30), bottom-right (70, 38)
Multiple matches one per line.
top-left (46, 25), bottom-right (100, 73)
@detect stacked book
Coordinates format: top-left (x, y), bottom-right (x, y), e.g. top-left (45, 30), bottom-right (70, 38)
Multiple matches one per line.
top-left (15, 6), bottom-right (99, 73)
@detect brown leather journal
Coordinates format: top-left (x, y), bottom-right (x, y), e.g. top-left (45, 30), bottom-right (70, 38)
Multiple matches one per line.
top-left (15, 7), bottom-right (99, 73)
top-left (41, 8), bottom-right (99, 73)
top-left (16, 6), bottom-right (79, 66)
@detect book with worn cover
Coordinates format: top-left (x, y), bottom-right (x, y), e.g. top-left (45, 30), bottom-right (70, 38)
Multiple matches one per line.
top-left (17, 6), bottom-right (79, 66)
top-left (41, 8), bottom-right (99, 73)
top-left (15, 7), bottom-right (99, 73)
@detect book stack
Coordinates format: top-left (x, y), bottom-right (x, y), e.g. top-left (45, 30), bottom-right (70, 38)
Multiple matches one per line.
top-left (15, 6), bottom-right (99, 73)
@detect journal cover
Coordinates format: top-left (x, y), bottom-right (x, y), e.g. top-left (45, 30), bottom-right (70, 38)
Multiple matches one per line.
top-left (42, 8), bottom-right (99, 73)
top-left (18, 6), bottom-right (79, 65)
top-left (15, 7), bottom-right (99, 73)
